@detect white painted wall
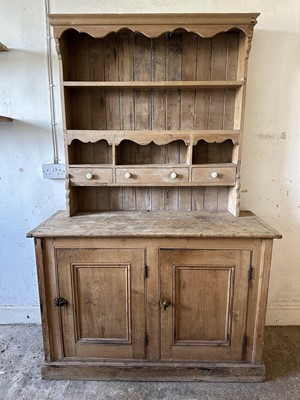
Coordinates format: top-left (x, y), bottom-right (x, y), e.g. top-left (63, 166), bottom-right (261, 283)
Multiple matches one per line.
top-left (0, 0), bottom-right (299, 325)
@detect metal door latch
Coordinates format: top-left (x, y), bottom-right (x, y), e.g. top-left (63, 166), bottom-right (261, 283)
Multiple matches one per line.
top-left (54, 297), bottom-right (68, 307)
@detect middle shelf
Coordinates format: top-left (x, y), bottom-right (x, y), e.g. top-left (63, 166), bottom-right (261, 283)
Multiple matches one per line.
top-left (64, 86), bottom-right (240, 131)
top-left (66, 130), bottom-right (240, 146)
top-left (63, 80), bottom-right (244, 89)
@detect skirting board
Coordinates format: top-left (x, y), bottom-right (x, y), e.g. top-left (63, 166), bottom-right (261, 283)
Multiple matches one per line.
top-left (42, 361), bottom-right (266, 382)
top-left (0, 306), bottom-right (41, 324)
top-left (266, 305), bottom-right (300, 325)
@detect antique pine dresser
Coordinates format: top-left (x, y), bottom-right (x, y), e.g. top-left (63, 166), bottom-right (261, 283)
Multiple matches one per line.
top-left (27, 13), bottom-right (281, 381)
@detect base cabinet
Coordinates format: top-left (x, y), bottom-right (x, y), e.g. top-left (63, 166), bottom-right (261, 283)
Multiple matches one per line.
top-left (32, 217), bottom-right (278, 382)
top-left (55, 247), bottom-right (251, 363)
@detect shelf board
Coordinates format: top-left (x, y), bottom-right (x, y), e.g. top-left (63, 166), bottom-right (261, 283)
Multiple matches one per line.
top-left (0, 116), bottom-right (13, 122)
top-left (69, 164), bottom-right (114, 168)
top-left (63, 81), bottom-right (244, 89)
top-left (68, 162), bottom-right (235, 168)
top-left (66, 130), bottom-right (240, 145)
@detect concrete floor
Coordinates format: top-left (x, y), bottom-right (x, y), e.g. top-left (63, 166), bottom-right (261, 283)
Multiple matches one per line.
top-left (0, 325), bottom-right (299, 400)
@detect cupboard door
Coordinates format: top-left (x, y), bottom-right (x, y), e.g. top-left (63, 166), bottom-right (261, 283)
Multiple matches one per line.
top-left (159, 249), bottom-right (251, 361)
top-left (56, 248), bottom-right (145, 359)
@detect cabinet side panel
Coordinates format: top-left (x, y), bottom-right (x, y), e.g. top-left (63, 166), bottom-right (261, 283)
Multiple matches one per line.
top-left (251, 239), bottom-right (274, 363)
top-left (43, 239), bottom-right (64, 361)
top-left (34, 239), bottom-right (51, 361)
top-left (228, 34), bottom-right (252, 217)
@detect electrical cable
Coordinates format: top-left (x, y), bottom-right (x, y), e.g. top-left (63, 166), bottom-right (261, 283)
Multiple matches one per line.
top-left (44, 0), bottom-right (59, 164)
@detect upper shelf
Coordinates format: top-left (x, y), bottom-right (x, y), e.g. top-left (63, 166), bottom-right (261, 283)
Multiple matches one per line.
top-left (49, 13), bottom-right (260, 39)
top-left (64, 81), bottom-right (244, 89)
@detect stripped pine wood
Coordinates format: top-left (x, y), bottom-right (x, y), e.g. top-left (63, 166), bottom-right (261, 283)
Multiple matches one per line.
top-left (119, 32), bottom-right (136, 210)
top-left (104, 34), bottom-right (123, 210)
top-left (193, 37), bottom-right (213, 209)
top-left (27, 210), bottom-right (281, 239)
top-left (43, 238), bottom-right (64, 361)
top-left (208, 34), bottom-right (227, 211)
top-left (132, 33), bottom-right (152, 210)
top-left (29, 14), bottom-right (281, 382)
top-left (50, 13), bottom-right (260, 40)
top-left (90, 43), bottom-right (106, 131)
top-left (179, 33), bottom-right (197, 210)
top-left (228, 35), bottom-right (252, 216)
top-left (251, 240), bottom-right (274, 364)
top-left (58, 21), bottom-right (252, 215)
top-left (151, 34), bottom-right (167, 210)
top-left (223, 32), bottom-right (240, 129)
top-left (160, 249), bottom-right (250, 361)
top-left (63, 81), bottom-right (244, 88)
top-left (66, 130), bottom-right (240, 146)
top-left (29, 215), bottom-right (280, 381)
top-left (41, 361), bottom-right (266, 382)
top-left (164, 33), bottom-right (182, 210)
top-left (34, 239), bottom-right (51, 361)
top-left (56, 248), bottom-right (145, 359)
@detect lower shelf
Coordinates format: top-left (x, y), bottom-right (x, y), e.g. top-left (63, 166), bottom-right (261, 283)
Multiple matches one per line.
top-left (41, 360), bottom-right (266, 382)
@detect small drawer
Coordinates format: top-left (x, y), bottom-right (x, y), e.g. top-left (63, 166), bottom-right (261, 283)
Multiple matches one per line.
top-left (69, 167), bottom-right (113, 186)
top-left (192, 166), bottom-right (236, 186)
top-left (116, 167), bottom-right (189, 185)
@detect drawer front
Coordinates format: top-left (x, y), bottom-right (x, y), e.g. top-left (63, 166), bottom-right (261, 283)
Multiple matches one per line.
top-left (116, 167), bottom-right (189, 185)
top-left (192, 166), bottom-right (236, 186)
top-left (69, 167), bottom-right (113, 186)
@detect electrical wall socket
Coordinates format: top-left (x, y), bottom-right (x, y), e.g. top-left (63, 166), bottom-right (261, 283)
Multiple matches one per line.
top-left (42, 163), bottom-right (66, 179)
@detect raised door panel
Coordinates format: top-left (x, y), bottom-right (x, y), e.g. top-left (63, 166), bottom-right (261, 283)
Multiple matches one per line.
top-left (159, 249), bottom-right (251, 361)
top-left (56, 248), bottom-right (145, 359)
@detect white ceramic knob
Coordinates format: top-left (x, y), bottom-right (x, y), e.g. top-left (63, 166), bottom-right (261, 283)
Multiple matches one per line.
top-left (170, 172), bottom-right (178, 179)
top-left (86, 172), bottom-right (93, 180)
top-left (124, 172), bottom-right (132, 179)
top-left (211, 171), bottom-right (218, 179)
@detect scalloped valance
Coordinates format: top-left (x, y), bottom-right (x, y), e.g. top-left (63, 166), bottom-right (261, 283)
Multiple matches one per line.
top-left (49, 13), bottom-right (259, 39)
